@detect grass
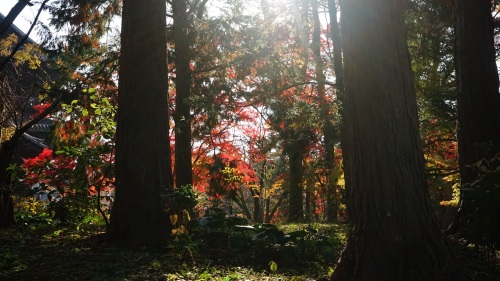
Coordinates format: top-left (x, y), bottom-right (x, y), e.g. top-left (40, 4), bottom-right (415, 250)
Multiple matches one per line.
top-left (0, 222), bottom-right (342, 281)
top-left (1, 221), bottom-right (498, 281)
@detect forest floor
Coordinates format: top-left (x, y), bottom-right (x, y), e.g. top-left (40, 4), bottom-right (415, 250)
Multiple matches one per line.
top-left (0, 222), bottom-right (498, 281)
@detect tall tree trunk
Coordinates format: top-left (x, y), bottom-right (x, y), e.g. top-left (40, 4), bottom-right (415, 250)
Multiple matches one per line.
top-left (332, 0), bottom-right (469, 280)
top-left (285, 0), bottom-right (310, 224)
top-left (327, 0), bottom-right (344, 223)
top-left (312, 0), bottom-right (338, 223)
top-left (448, 0), bottom-right (500, 234)
top-left (328, 0), bottom-right (344, 96)
top-left (173, 0), bottom-right (193, 188)
top-left (109, 0), bottom-right (172, 250)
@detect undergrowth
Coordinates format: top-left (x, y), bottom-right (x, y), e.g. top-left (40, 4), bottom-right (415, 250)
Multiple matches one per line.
top-left (0, 221), bottom-right (498, 280)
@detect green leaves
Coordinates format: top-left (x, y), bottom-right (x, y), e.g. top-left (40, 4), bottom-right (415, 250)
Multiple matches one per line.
top-left (269, 261), bottom-right (278, 273)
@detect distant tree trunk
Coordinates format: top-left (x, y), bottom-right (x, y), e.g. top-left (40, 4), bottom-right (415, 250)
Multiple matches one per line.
top-left (327, 0), bottom-right (344, 223)
top-left (173, 0), bottom-right (193, 188)
top-left (109, 0), bottom-right (172, 250)
top-left (260, 0), bottom-right (271, 20)
top-left (264, 197), bottom-right (270, 222)
top-left (253, 165), bottom-right (267, 223)
top-left (0, 0), bottom-right (31, 38)
top-left (328, 0), bottom-right (344, 96)
top-left (268, 190), bottom-right (288, 223)
top-left (331, 0), bottom-right (469, 280)
top-left (229, 189), bottom-right (253, 219)
top-left (304, 185), bottom-right (311, 222)
top-left (448, 0), bottom-right (500, 234)
top-left (285, 0), bottom-right (310, 224)
top-left (251, 189), bottom-right (262, 223)
top-left (312, 0), bottom-right (338, 223)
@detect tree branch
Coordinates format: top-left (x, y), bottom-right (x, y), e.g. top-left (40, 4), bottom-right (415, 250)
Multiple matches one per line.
top-left (0, 0), bottom-right (49, 72)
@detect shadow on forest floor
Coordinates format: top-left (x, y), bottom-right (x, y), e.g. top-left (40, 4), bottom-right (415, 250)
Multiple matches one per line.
top-left (0, 223), bottom-right (498, 281)
top-left (0, 223), bottom-right (341, 281)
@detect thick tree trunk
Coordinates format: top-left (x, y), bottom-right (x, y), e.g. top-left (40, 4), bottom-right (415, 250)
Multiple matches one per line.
top-left (287, 143), bottom-right (306, 223)
top-left (0, 140), bottom-right (15, 228)
top-left (332, 0), bottom-right (469, 280)
top-left (173, 0), bottom-right (193, 188)
top-left (109, 0), bottom-right (171, 250)
top-left (449, 0), bottom-right (500, 234)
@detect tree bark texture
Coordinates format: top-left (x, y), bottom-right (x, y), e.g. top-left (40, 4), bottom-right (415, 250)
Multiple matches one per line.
top-left (287, 143), bottom-right (306, 223)
top-left (109, 0), bottom-right (171, 250)
top-left (451, 0), bottom-right (500, 233)
top-left (173, 0), bottom-right (193, 188)
top-left (332, 0), bottom-right (469, 280)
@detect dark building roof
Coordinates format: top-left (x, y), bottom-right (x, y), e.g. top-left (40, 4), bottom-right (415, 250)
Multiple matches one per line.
top-left (0, 12), bottom-right (36, 44)
top-left (1, 12), bottom-right (52, 161)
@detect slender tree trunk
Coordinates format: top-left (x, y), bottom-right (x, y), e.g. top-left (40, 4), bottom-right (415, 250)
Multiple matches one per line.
top-left (328, 0), bottom-right (344, 96)
top-left (327, 0), bottom-right (344, 223)
top-left (229, 189), bottom-right (253, 219)
top-left (250, 187), bottom-right (262, 223)
top-left (173, 0), bottom-right (193, 188)
top-left (264, 197), bottom-right (270, 222)
top-left (285, 0), bottom-right (310, 224)
top-left (448, 0), bottom-right (500, 234)
top-left (268, 190), bottom-right (288, 223)
top-left (253, 163), bottom-right (267, 223)
top-left (312, 0), bottom-right (338, 223)
top-left (331, 0), bottom-right (469, 280)
top-left (109, 0), bottom-right (172, 250)
top-left (304, 186), bottom-right (311, 222)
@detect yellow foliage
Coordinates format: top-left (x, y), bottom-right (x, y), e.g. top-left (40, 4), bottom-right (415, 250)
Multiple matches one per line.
top-left (13, 196), bottom-right (47, 215)
top-left (182, 209), bottom-right (191, 222)
top-left (0, 34), bottom-right (43, 69)
top-left (439, 182), bottom-right (460, 207)
top-left (266, 179), bottom-right (284, 198)
top-left (170, 213), bottom-right (178, 225)
top-left (1, 127), bottom-right (15, 142)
